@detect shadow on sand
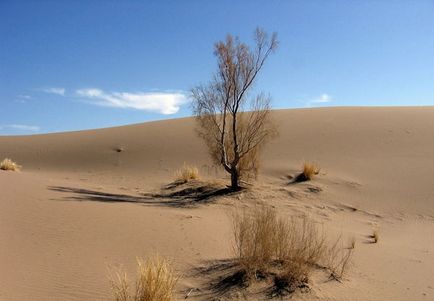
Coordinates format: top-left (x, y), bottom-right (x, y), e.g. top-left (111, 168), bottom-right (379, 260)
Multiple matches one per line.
top-left (49, 180), bottom-right (239, 208)
top-left (189, 260), bottom-right (249, 299)
top-left (189, 259), bottom-right (310, 299)
top-left (287, 172), bottom-right (311, 185)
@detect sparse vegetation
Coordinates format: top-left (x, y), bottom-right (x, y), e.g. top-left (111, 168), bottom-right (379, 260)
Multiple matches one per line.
top-left (232, 205), bottom-right (353, 293)
top-left (303, 162), bottom-right (320, 180)
top-left (175, 163), bottom-right (199, 183)
top-left (326, 235), bottom-right (354, 280)
top-left (110, 256), bottom-right (178, 301)
top-left (233, 206), bottom-right (327, 279)
top-left (192, 28), bottom-right (278, 190)
top-left (0, 158), bottom-right (21, 171)
top-left (296, 162), bottom-right (320, 182)
top-left (232, 205), bottom-right (281, 276)
top-left (372, 230), bottom-right (379, 243)
top-left (349, 236), bottom-right (356, 249)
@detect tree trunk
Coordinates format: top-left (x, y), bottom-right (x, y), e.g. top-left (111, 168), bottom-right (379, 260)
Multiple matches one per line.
top-left (230, 167), bottom-right (240, 191)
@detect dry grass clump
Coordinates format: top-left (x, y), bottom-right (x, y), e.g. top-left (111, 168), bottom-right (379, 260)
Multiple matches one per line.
top-left (175, 163), bottom-right (199, 183)
top-left (298, 162), bottom-right (320, 181)
top-left (232, 205), bottom-right (353, 293)
top-left (110, 256), bottom-right (178, 301)
top-left (326, 235), bottom-right (354, 280)
top-left (0, 158), bottom-right (21, 171)
top-left (372, 230), bottom-right (379, 243)
top-left (232, 206), bottom-right (326, 280)
top-left (233, 206), bottom-right (278, 276)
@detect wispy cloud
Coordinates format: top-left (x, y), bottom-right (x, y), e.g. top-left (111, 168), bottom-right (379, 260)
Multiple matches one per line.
top-left (76, 88), bottom-right (187, 114)
top-left (42, 87), bottom-right (65, 96)
top-left (15, 94), bottom-right (32, 104)
top-left (0, 124), bottom-right (40, 132)
top-left (305, 93), bottom-right (333, 107)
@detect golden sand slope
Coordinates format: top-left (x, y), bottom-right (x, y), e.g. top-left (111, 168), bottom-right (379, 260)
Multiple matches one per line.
top-left (1, 107), bottom-right (433, 300)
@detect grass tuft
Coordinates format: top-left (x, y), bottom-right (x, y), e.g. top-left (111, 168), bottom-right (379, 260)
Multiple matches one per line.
top-left (326, 235), bottom-right (354, 280)
top-left (372, 230), bottom-right (379, 243)
top-left (232, 205), bottom-right (278, 276)
top-left (175, 163), bottom-right (199, 183)
top-left (232, 205), bottom-right (353, 292)
top-left (301, 162), bottom-right (320, 181)
top-left (0, 158), bottom-right (21, 171)
top-left (110, 256), bottom-right (178, 301)
top-left (294, 162), bottom-right (320, 182)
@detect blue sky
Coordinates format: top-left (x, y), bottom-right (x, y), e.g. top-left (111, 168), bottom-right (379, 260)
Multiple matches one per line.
top-left (1, 0), bottom-right (434, 135)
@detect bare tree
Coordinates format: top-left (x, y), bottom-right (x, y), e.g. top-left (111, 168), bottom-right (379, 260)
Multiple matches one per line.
top-left (191, 28), bottom-right (278, 190)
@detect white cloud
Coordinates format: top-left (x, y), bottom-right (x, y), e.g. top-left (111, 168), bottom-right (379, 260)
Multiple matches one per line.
top-left (43, 87), bottom-right (65, 96)
top-left (76, 88), bottom-right (187, 114)
top-left (0, 124), bottom-right (40, 132)
top-left (305, 93), bottom-right (332, 107)
top-left (315, 94), bottom-right (332, 103)
top-left (77, 88), bottom-right (103, 98)
top-left (14, 94), bottom-right (32, 103)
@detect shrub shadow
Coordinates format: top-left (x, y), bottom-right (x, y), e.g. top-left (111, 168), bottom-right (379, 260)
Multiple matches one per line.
top-left (189, 260), bottom-right (249, 298)
top-left (288, 173), bottom-right (310, 184)
top-left (190, 259), bottom-right (311, 299)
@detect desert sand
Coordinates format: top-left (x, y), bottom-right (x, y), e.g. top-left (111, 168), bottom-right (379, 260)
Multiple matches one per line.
top-left (1, 106), bottom-right (433, 300)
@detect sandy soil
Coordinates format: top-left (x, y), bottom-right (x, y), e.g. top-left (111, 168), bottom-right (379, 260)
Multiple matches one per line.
top-left (1, 107), bottom-right (433, 300)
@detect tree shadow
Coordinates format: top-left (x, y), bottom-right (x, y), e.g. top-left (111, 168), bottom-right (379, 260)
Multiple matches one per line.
top-left (162, 179), bottom-right (188, 190)
top-left (49, 181), bottom-right (239, 208)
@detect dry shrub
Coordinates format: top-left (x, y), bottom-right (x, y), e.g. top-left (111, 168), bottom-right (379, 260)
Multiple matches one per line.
top-left (110, 256), bottom-right (178, 301)
top-left (232, 205), bottom-right (353, 288)
top-left (111, 271), bottom-right (130, 301)
top-left (325, 235), bottom-right (354, 280)
top-left (232, 206), bottom-right (325, 278)
top-left (299, 162), bottom-right (320, 181)
top-left (0, 158), bottom-right (21, 171)
top-left (175, 163), bottom-right (199, 183)
top-left (232, 205), bottom-right (277, 276)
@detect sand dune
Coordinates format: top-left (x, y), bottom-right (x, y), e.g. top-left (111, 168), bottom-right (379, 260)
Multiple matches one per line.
top-left (1, 107), bottom-right (433, 300)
